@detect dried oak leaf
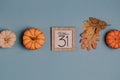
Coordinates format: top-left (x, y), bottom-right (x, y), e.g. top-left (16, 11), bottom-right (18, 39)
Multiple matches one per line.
top-left (83, 17), bottom-right (108, 32)
top-left (80, 17), bottom-right (108, 51)
top-left (80, 28), bottom-right (100, 51)
top-left (89, 17), bottom-right (108, 32)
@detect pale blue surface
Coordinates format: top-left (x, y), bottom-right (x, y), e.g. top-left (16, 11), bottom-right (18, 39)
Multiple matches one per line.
top-left (0, 0), bottom-right (120, 80)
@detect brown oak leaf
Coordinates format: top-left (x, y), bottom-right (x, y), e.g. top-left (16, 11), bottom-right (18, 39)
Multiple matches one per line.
top-left (80, 17), bottom-right (108, 51)
top-left (80, 28), bottom-right (100, 51)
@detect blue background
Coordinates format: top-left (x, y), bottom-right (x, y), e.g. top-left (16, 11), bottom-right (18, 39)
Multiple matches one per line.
top-left (0, 0), bottom-right (120, 80)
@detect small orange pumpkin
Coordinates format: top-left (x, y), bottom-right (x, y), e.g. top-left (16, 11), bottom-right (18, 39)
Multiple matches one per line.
top-left (23, 28), bottom-right (46, 50)
top-left (106, 30), bottom-right (120, 49)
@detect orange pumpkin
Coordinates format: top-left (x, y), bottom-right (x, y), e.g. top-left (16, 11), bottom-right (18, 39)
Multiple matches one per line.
top-left (106, 30), bottom-right (120, 49)
top-left (23, 28), bottom-right (46, 50)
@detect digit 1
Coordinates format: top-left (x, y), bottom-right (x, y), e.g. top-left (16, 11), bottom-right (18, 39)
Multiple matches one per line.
top-left (66, 36), bottom-right (68, 46)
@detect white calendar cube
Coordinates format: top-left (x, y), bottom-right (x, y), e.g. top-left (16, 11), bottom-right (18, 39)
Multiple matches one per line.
top-left (52, 27), bottom-right (76, 51)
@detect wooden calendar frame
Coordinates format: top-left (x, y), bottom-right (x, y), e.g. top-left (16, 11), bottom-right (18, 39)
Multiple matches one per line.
top-left (52, 27), bottom-right (76, 51)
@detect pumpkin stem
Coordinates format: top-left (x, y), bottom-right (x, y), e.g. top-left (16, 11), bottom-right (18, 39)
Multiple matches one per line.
top-left (31, 37), bottom-right (36, 40)
top-left (4, 38), bottom-right (10, 43)
top-left (114, 37), bottom-right (117, 41)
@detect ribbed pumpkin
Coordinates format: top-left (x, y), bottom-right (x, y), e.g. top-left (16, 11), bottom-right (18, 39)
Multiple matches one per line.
top-left (0, 30), bottom-right (16, 48)
top-left (106, 30), bottom-right (120, 49)
top-left (23, 28), bottom-right (46, 50)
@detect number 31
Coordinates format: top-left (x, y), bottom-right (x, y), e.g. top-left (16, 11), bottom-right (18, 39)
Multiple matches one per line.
top-left (58, 35), bottom-right (68, 47)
